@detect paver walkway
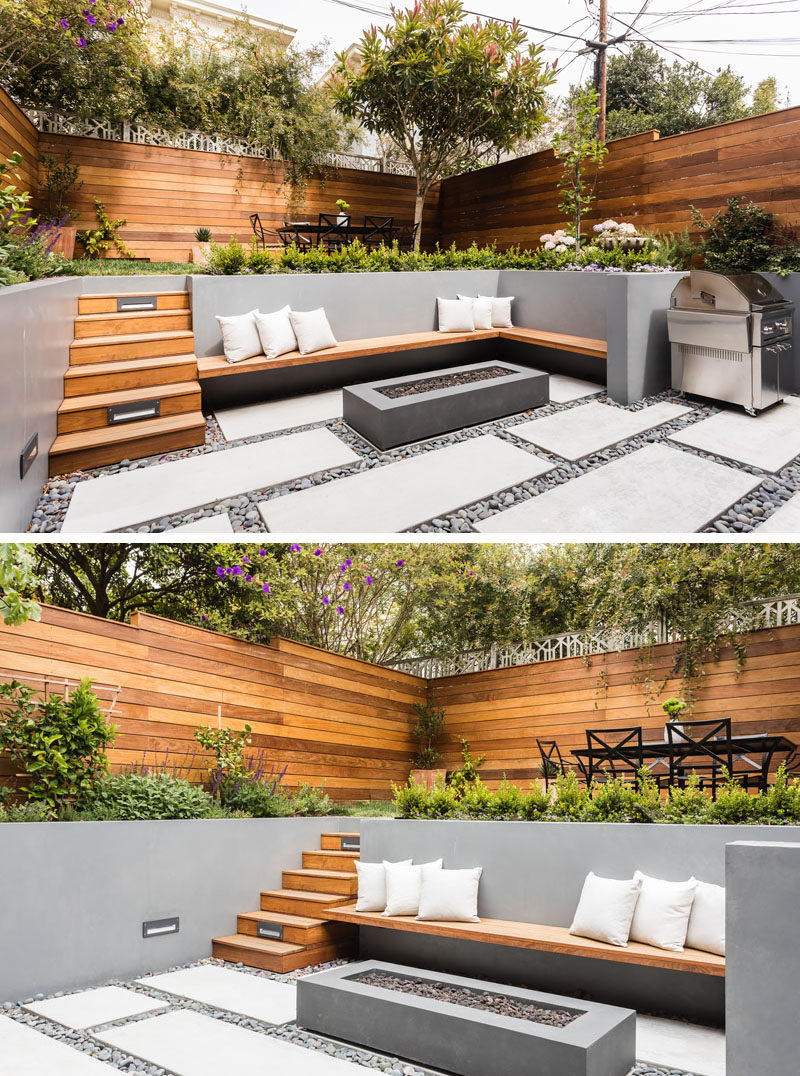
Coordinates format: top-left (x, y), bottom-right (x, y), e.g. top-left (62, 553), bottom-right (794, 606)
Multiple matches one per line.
top-left (215, 390), bottom-right (342, 442)
top-left (24, 987), bottom-right (163, 1030)
top-left (137, 964), bottom-right (296, 1024)
top-left (669, 395), bottom-right (800, 471)
top-left (0, 1015), bottom-right (117, 1075)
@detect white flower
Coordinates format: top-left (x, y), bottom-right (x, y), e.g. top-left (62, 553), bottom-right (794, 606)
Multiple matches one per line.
top-left (544, 241), bottom-right (555, 250)
top-left (539, 233), bottom-right (554, 243)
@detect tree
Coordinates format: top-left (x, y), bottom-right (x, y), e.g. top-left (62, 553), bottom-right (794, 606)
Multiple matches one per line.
top-left (595, 43), bottom-right (780, 140)
top-left (551, 87), bottom-right (607, 248)
top-left (332, 0), bottom-right (554, 248)
top-left (0, 544), bottom-right (42, 626)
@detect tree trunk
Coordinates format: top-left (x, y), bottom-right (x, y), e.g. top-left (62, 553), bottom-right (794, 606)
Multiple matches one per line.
top-left (413, 180), bottom-right (426, 252)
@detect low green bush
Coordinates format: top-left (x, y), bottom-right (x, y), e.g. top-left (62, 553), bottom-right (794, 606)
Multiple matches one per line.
top-left (220, 775), bottom-right (293, 817)
top-left (392, 765), bottom-right (800, 825)
top-left (291, 782), bottom-right (334, 816)
top-left (693, 197), bottom-right (800, 277)
top-left (82, 772), bottom-right (218, 820)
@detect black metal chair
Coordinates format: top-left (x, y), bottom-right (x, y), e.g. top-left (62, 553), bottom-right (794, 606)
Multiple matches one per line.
top-left (250, 213), bottom-right (283, 250)
top-left (318, 213), bottom-right (350, 252)
top-left (666, 717), bottom-right (734, 800)
top-left (585, 726), bottom-right (644, 785)
top-left (536, 739), bottom-right (588, 791)
top-left (395, 221), bottom-right (419, 252)
top-left (279, 220), bottom-right (314, 249)
top-left (363, 215), bottom-right (394, 251)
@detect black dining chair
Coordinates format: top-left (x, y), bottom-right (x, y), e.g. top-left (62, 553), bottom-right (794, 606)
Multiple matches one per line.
top-left (363, 215), bottom-right (394, 251)
top-left (585, 726), bottom-right (644, 785)
top-left (536, 739), bottom-right (588, 791)
top-left (250, 213), bottom-right (283, 250)
top-left (666, 717), bottom-right (734, 800)
top-left (279, 220), bottom-right (314, 249)
top-left (318, 213), bottom-right (350, 252)
top-left (395, 221), bottom-right (419, 252)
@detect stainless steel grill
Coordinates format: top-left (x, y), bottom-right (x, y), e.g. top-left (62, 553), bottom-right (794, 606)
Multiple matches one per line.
top-left (667, 270), bottom-right (793, 413)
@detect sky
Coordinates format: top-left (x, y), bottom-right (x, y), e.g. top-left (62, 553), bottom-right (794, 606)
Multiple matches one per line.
top-left (242, 0), bottom-right (800, 105)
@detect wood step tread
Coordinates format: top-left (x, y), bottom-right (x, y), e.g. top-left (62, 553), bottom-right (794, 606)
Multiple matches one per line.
top-left (286, 868), bottom-right (357, 881)
top-left (237, 910), bottom-right (327, 929)
top-left (211, 934), bottom-right (304, 956)
top-left (80, 290), bottom-right (188, 300)
top-left (71, 329), bottom-right (194, 347)
top-left (261, 888), bottom-right (351, 903)
top-left (76, 309), bottom-right (189, 323)
top-left (65, 354), bottom-right (199, 378)
top-left (321, 833), bottom-right (360, 839)
top-left (51, 411), bottom-right (205, 453)
top-left (58, 381), bottom-right (200, 413)
top-left (304, 849), bottom-right (360, 858)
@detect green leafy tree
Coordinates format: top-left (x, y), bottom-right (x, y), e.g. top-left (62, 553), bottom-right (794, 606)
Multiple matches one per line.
top-left (551, 87), bottom-right (607, 248)
top-left (333, 0), bottom-right (554, 248)
top-left (692, 197), bottom-right (800, 277)
top-left (0, 544), bottom-right (42, 626)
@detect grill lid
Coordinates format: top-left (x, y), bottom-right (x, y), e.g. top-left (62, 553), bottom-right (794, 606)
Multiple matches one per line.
top-left (672, 270), bottom-right (789, 314)
top-left (722, 273), bottom-right (788, 309)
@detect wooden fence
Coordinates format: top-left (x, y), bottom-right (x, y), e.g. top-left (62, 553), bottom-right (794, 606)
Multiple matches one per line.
top-left (0, 605), bottom-right (424, 801)
top-left (0, 87), bottom-right (38, 197)
top-left (437, 106), bottom-right (800, 251)
top-left (433, 623), bottom-right (800, 787)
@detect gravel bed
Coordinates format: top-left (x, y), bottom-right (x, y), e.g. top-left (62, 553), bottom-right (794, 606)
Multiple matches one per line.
top-left (378, 365), bottom-right (516, 397)
top-left (1, 956), bottom-right (699, 1076)
top-left (354, 969), bottom-right (577, 1026)
top-left (28, 383), bottom-right (800, 535)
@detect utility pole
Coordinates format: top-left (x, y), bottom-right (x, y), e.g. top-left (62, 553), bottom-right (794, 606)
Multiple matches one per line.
top-left (596, 0), bottom-right (608, 140)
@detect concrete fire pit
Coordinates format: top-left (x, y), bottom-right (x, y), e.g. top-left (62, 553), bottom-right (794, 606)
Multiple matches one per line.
top-left (296, 959), bottom-right (635, 1076)
top-left (343, 360), bottom-right (549, 449)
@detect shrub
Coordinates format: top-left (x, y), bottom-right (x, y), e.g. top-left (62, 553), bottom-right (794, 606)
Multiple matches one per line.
top-left (0, 800), bottom-right (49, 823)
top-left (392, 778), bottom-right (432, 818)
top-left (411, 698), bottom-right (446, 769)
top-left (548, 771), bottom-right (592, 821)
top-left (220, 776), bottom-right (292, 817)
top-left (291, 782), bottom-right (334, 816)
top-left (0, 678), bottom-right (115, 814)
top-left (459, 777), bottom-right (497, 819)
top-left (448, 738), bottom-right (487, 798)
top-left (194, 724), bottom-right (253, 790)
top-left (693, 197), bottom-right (800, 277)
top-left (83, 772), bottom-right (216, 820)
top-left (77, 200), bottom-right (135, 260)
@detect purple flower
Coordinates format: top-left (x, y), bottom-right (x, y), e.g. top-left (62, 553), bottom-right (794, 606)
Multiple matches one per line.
top-left (339, 563), bottom-right (347, 572)
top-left (337, 605), bottom-right (345, 614)
top-left (396, 559), bottom-right (405, 567)
top-left (262, 583), bottom-right (270, 593)
top-left (259, 549), bottom-right (266, 557)
top-left (365, 575), bottom-right (372, 585)
top-left (245, 574), bottom-right (252, 582)
top-left (343, 582), bottom-right (352, 591)
top-left (60, 18), bottom-right (69, 28)
top-left (85, 14), bottom-right (96, 24)
top-left (242, 556), bottom-right (250, 564)
top-left (314, 548), bottom-right (322, 556)
top-left (117, 16), bottom-right (124, 24)
top-left (225, 567), bottom-right (234, 575)
top-left (107, 22), bottom-right (116, 30)
top-left (215, 566), bottom-right (225, 576)
top-left (322, 596), bottom-right (330, 605)
top-left (77, 35), bottom-right (87, 45)
top-left (344, 558), bottom-right (352, 566)
top-left (291, 543), bottom-right (301, 552)
top-left (201, 614), bottom-right (207, 622)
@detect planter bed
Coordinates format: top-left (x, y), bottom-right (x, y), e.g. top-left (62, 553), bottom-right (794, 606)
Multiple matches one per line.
top-left (343, 360), bottom-right (549, 449)
top-left (297, 959), bottom-right (635, 1076)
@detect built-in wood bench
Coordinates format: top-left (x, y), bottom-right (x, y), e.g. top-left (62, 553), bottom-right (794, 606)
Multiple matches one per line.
top-left (197, 327), bottom-right (608, 380)
top-left (327, 905), bottom-right (725, 978)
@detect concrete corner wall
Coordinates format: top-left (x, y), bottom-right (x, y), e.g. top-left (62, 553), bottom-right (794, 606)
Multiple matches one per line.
top-left (605, 273), bottom-right (684, 405)
top-left (726, 840), bottom-right (800, 1076)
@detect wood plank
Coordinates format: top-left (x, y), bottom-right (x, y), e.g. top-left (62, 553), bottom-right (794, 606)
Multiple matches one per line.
top-left (327, 906), bottom-right (726, 976)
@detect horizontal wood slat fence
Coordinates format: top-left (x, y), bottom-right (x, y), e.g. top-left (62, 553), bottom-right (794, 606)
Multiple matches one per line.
top-left (0, 606), bottom-right (424, 801)
top-left (432, 623), bottom-right (800, 787)
top-left (437, 106), bottom-right (800, 251)
top-left (3, 86), bottom-right (799, 261)
top-left (0, 606), bottom-right (798, 800)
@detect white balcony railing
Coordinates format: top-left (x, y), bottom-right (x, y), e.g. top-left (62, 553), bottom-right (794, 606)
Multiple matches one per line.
top-left (392, 594), bottom-right (800, 678)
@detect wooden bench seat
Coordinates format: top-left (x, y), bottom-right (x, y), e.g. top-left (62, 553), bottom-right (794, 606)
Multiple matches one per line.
top-left (327, 905), bottom-right (725, 978)
top-left (197, 327), bottom-right (607, 380)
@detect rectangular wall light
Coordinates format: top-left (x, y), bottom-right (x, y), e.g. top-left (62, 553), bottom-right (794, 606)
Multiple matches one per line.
top-left (108, 399), bottom-right (161, 425)
top-left (256, 921), bottom-right (285, 941)
top-left (19, 433), bottom-right (38, 479)
top-left (341, 836), bottom-right (360, 852)
top-left (117, 295), bottom-right (157, 312)
top-left (142, 917), bottom-right (180, 939)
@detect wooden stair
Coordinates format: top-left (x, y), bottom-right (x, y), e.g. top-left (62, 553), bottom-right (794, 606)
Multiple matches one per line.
top-left (49, 289), bottom-right (206, 476)
top-left (212, 832), bottom-right (361, 973)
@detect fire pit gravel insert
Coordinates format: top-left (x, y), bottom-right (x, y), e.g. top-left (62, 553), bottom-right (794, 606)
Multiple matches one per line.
top-left (378, 365), bottom-right (518, 398)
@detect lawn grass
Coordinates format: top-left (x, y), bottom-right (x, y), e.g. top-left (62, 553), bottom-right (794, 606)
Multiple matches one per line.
top-left (61, 259), bottom-right (198, 276)
top-left (338, 799), bottom-right (396, 817)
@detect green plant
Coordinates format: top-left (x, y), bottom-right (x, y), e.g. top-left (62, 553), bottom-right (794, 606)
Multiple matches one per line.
top-left (219, 776), bottom-right (292, 817)
top-left (0, 800), bottom-right (49, 823)
top-left (194, 724), bottom-right (253, 791)
top-left (692, 197), bottom-right (800, 277)
top-left (520, 783), bottom-right (550, 820)
top-left (547, 771), bottom-right (591, 821)
top-left (78, 199), bottom-right (135, 260)
top-left (662, 697), bottom-right (687, 721)
top-left (411, 698), bottom-right (446, 769)
top-left (83, 772), bottom-right (217, 820)
top-left (41, 151), bottom-right (82, 221)
top-left (551, 87), bottom-right (608, 249)
top-left (392, 778), bottom-right (432, 818)
top-left (335, 199), bottom-right (350, 212)
top-left (0, 678), bottom-right (115, 813)
top-left (459, 777), bottom-right (497, 818)
top-left (291, 782), bottom-right (333, 816)
top-left (448, 738), bottom-right (487, 798)
top-left (194, 226), bottom-right (212, 242)
top-left (0, 543), bottom-right (41, 626)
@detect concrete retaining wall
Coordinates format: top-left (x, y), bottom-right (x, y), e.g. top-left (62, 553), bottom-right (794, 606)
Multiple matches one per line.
top-left (0, 815), bottom-right (357, 1002)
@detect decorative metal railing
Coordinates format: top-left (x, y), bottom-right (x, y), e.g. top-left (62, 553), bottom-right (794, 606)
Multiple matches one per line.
top-left (392, 594), bottom-right (800, 678)
top-left (26, 110), bottom-right (417, 176)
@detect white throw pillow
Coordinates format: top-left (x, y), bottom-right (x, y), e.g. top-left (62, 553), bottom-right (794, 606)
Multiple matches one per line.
top-left (254, 306), bottom-right (297, 360)
top-left (479, 294), bottom-right (514, 328)
top-left (354, 859), bottom-right (412, 912)
top-left (569, 872), bottom-right (642, 947)
top-left (216, 309), bottom-right (262, 364)
top-left (383, 859), bottom-right (443, 917)
top-left (629, 871), bottom-right (698, 952)
top-left (457, 294), bottom-right (493, 330)
top-left (437, 297), bottom-right (475, 333)
top-left (288, 308), bottom-right (338, 355)
top-left (685, 881), bottom-right (725, 955)
top-left (417, 866), bottom-right (483, 922)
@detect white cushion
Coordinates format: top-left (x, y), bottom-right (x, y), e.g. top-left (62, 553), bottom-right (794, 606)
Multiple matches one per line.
top-left (288, 308), bottom-right (337, 355)
top-left (354, 859), bottom-right (412, 912)
top-left (417, 866), bottom-right (482, 922)
top-left (216, 309), bottom-right (262, 364)
top-left (569, 872), bottom-right (642, 947)
top-left (383, 859), bottom-right (443, 917)
top-left (479, 294), bottom-right (514, 328)
top-left (437, 297), bottom-right (475, 333)
top-left (629, 870), bottom-right (698, 952)
top-left (685, 881), bottom-right (725, 955)
top-left (254, 306), bottom-right (297, 359)
top-left (457, 294), bottom-right (493, 330)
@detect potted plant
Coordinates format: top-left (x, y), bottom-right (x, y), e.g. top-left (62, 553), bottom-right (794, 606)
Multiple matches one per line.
top-left (592, 219), bottom-right (648, 251)
top-left (41, 151), bottom-right (83, 259)
top-left (335, 198), bottom-right (350, 225)
top-left (662, 697), bottom-right (688, 740)
top-left (409, 696), bottom-right (447, 790)
top-left (191, 226), bottom-right (212, 265)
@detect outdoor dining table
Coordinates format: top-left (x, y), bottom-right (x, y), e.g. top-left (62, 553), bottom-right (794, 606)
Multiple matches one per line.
top-left (278, 222), bottom-right (387, 245)
top-left (571, 733), bottom-right (796, 793)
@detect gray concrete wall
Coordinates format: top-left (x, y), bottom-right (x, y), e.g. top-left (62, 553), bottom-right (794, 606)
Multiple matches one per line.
top-left (0, 816), bottom-right (358, 1002)
top-left (726, 840), bottom-right (800, 1075)
top-left (497, 269), bottom-right (609, 340)
top-left (606, 273), bottom-right (684, 405)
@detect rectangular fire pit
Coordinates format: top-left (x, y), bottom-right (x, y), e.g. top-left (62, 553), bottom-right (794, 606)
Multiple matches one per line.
top-left (343, 360), bottom-right (549, 449)
top-left (296, 959), bottom-right (635, 1076)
